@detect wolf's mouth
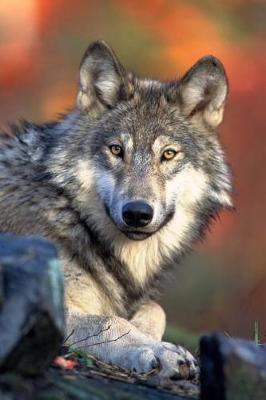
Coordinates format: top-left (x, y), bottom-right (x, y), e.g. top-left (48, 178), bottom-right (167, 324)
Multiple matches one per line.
top-left (122, 231), bottom-right (152, 241)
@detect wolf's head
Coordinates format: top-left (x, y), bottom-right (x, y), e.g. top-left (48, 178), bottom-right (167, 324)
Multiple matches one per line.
top-left (49, 41), bottom-right (232, 250)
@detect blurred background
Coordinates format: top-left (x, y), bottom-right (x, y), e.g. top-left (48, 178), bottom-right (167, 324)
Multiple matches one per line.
top-left (0, 0), bottom-right (265, 345)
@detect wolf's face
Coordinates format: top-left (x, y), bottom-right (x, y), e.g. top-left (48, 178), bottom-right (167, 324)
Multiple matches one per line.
top-left (90, 98), bottom-right (230, 241)
top-left (50, 41), bottom-right (232, 244)
top-left (93, 115), bottom-right (185, 240)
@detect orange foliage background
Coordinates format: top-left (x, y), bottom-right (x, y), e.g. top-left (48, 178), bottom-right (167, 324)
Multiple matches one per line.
top-left (0, 0), bottom-right (265, 339)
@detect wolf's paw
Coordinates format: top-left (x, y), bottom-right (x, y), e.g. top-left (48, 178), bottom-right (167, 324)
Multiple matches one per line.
top-left (128, 342), bottom-right (198, 379)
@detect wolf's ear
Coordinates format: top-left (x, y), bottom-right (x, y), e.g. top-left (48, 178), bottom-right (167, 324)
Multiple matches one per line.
top-left (77, 41), bottom-right (131, 114)
top-left (175, 56), bottom-right (228, 129)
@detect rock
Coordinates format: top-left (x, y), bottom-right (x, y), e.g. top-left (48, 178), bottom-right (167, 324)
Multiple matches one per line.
top-left (200, 332), bottom-right (266, 400)
top-left (0, 261), bottom-right (4, 308)
top-left (0, 233), bottom-right (65, 376)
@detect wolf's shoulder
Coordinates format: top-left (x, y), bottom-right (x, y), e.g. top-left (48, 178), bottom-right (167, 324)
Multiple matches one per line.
top-left (0, 119), bottom-right (60, 164)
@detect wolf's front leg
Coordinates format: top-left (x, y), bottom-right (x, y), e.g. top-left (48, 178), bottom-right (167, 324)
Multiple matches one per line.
top-left (130, 302), bottom-right (166, 340)
top-left (65, 312), bottom-right (198, 379)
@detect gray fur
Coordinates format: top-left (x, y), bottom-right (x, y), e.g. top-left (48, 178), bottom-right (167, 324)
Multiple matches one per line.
top-left (0, 41), bottom-right (232, 378)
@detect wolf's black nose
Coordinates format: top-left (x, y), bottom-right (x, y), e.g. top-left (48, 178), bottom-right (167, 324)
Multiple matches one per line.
top-left (122, 201), bottom-right (153, 228)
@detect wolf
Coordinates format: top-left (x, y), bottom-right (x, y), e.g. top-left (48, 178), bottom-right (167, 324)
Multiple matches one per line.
top-left (0, 41), bottom-right (232, 379)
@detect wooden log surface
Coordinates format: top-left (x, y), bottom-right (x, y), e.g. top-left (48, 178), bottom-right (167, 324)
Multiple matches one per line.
top-left (0, 367), bottom-right (198, 400)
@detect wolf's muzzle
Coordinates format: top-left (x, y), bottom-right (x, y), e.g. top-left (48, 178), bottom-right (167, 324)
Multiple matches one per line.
top-left (122, 201), bottom-right (153, 228)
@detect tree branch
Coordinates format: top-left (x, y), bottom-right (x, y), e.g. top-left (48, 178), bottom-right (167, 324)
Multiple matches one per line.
top-left (75, 329), bottom-right (131, 348)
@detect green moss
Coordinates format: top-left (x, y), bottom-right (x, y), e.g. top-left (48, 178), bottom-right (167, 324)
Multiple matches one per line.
top-left (35, 391), bottom-right (67, 400)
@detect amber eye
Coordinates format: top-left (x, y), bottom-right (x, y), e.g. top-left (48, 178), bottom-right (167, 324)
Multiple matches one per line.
top-left (162, 149), bottom-right (177, 161)
top-left (110, 145), bottom-right (123, 157)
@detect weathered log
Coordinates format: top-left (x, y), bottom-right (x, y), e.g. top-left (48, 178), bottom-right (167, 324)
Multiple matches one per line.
top-left (0, 233), bottom-right (65, 375)
top-left (0, 367), bottom-right (198, 400)
top-left (200, 332), bottom-right (266, 400)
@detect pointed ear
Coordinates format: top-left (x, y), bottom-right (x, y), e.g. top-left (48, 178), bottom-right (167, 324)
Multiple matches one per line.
top-left (176, 56), bottom-right (228, 129)
top-left (77, 41), bottom-right (131, 114)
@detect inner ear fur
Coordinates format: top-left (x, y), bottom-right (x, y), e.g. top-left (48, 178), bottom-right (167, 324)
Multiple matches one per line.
top-left (175, 56), bottom-right (228, 129)
top-left (77, 40), bottom-right (132, 114)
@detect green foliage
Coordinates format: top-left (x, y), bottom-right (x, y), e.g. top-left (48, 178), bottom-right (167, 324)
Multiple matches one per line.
top-left (164, 325), bottom-right (199, 354)
top-left (254, 320), bottom-right (260, 346)
top-left (66, 348), bottom-right (96, 368)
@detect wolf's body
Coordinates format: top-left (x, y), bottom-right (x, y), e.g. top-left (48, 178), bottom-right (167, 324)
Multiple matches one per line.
top-left (0, 41), bottom-right (232, 379)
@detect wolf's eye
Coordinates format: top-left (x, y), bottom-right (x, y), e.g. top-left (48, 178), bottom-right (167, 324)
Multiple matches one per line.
top-left (161, 149), bottom-right (177, 161)
top-left (110, 145), bottom-right (123, 158)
